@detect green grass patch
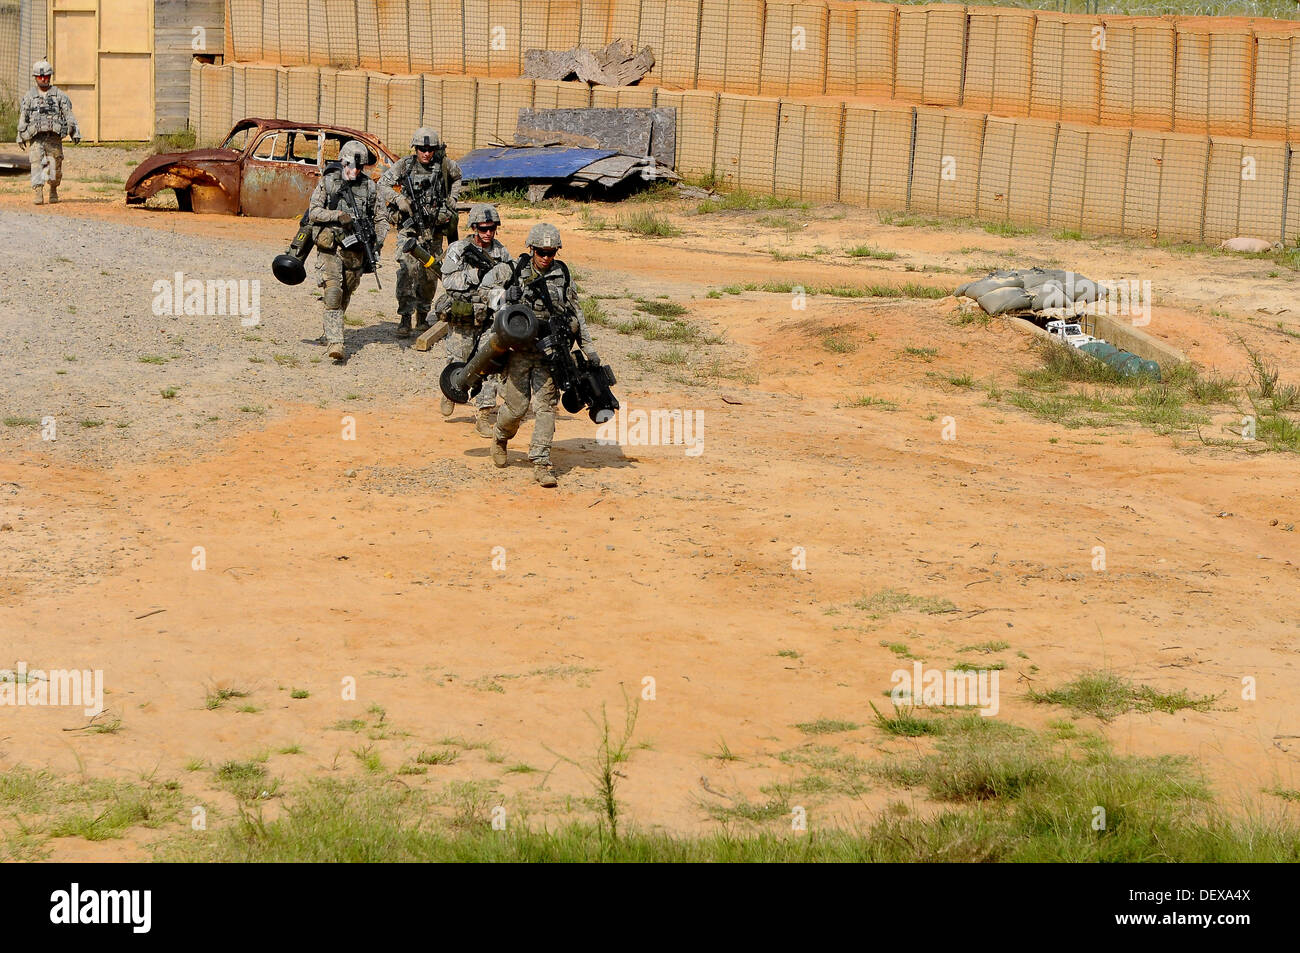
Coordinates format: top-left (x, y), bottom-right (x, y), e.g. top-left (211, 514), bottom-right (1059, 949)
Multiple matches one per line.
top-left (854, 588), bottom-right (957, 618)
top-left (794, 718), bottom-right (861, 735)
top-left (845, 244), bottom-right (897, 260)
top-left (1029, 671), bottom-right (1219, 722)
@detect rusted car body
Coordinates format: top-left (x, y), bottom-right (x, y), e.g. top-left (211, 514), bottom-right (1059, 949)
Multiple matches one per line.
top-left (125, 118), bottom-right (396, 218)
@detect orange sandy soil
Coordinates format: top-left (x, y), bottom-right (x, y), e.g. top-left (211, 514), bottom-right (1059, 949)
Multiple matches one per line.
top-left (1, 161), bottom-right (1298, 860)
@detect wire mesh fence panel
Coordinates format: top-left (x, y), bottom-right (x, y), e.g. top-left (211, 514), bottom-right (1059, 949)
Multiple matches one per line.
top-left (548, 0), bottom-right (582, 49)
top-left (308, 0), bottom-right (330, 66)
top-left (963, 8), bottom-right (1034, 117)
top-left (277, 0), bottom-right (309, 64)
top-left (1156, 132), bottom-right (1209, 241)
top-left (489, 0), bottom-right (525, 76)
top-left (976, 114), bottom-right (1016, 220)
top-left (388, 74), bottom-right (423, 145)
top-left (284, 65), bottom-right (322, 123)
top-left (229, 0), bottom-right (262, 61)
top-left (1099, 16), bottom-right (1175, 131)
top-left (1204, 136), bottom-right (1288, 242)
top-left (325, 0), bottom-right (360, 68)
top-left (1286, 144), bottom-right (1300, 242)
top-left (366, 70), bottom-right (390, 145)
top-left (656, 88), bottom-right (718, 177)
top-left (465, 0), bottom-right (492, 75)
top-left (580, 0), bottom-right (614, 48)
top-left (839, 102), bottom-right (912, 207)
top-left (661, 0), bottom-right (702, 88)
top-left (635, 0), bottom-right (667, 82)
top-left (1006, 116), bottom-right (1058, 226)
top-left (1121, 130), bottom-right (1166, 238)
top-left (421, 74), bottom-right (444, 136)
top-left (1074, 125), bottom-right (1127, 236)
top-left (911, 108), bottom-right (985, 217)
top-left (1030, 12), bottom-right (1101, 124)
top-left (246, 62), bottom-right (280, 116)
top-left (1174, 21), bottom-right (1253, 137)
top-left (1251, 30), bottom-right (1296, 139)
top-left (377, 0), bottom-right (410, 73)
top-left (825, 1), bottom-right (856, 95)
top-left (231, 62), bottom-right (247, 121)
top-left (1050, 120), bottom-right (1101, 233)
top-left (431, 0), bottom-right (465, 72)
top-left (263, 0), bottom-right (281, 62)
top-left (854, 2), bottom-right (896, 99)
top-left (895, 4), bottom-right (966, 107)
top-left (319, 65), bottom-right (338, 123)
top-left (334, 68), bottom-right (370, 129)
top-left (355, 0), bottom-right (382, 69)
top-left (441, 75), bottom-right (479, 153)
top-left (615, 84), bottom-right (655, 107)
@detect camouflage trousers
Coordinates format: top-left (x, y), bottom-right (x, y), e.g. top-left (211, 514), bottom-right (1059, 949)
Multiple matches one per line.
top-left (27, 133), bottom-right (62, 189)
top-left (395, 226), bottom-right (442, 321)
top-left (495, 352), bottom-right (557, 465)
top-left (445, 322), bottom-right (499, 409)
top-left (316, 248), bottom-right (365, 346)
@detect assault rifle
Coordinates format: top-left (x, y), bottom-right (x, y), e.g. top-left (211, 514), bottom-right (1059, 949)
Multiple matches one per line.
top-left (338, 181), bottom-right (381, 289)
top-left (399, 163), bottom-right (438, 240)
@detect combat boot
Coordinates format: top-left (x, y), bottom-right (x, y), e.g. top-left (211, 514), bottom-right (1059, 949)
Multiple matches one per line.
top-left (491, 437), bottom-right (508, 467)
top-left (47, 185), bottom-right (58, 204)
top-left (396, 315), bottom-right (412, 339)
top-left (32, 187), bottom-right (43, 206)
top-left (440, 395), bottom-right (455, 416)
top-left (475, 407), bottom-right (496, 437)
top-left (533, 463), bottom-right (558, 487)
top-left (414, 312), bottom-right (430, 334)
top-left (327, 343), bottom-right (345, 361)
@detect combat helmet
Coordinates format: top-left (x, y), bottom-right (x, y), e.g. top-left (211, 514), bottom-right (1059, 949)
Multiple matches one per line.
top-left (467, 204), bottom-right (501, 227)
top-left (411, 127), bottom-right (443, 151)
top-left (32, 60), bottom-right (53, 78)
top-left (526, 223), bottom-right (561, 250)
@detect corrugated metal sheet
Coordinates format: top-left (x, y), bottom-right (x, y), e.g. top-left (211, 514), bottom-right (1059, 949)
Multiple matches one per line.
top-left (459, 146), bottom-right (618, 180)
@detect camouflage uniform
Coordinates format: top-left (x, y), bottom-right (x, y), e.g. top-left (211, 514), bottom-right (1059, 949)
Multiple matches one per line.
top-left (438, 235), bottom-right (512, 410)
top-left (307, 160), bottom-right (388, 353)
top-left (376, 152), bottom-right (462, 329)
top-left (17, 84), bottom-right (79, 196)
top-left (481, 257), bottom-right (596, 469)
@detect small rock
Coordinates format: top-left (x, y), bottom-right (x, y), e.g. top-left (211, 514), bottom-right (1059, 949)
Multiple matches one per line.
top-left (345, 468), bottom-right (356, 478)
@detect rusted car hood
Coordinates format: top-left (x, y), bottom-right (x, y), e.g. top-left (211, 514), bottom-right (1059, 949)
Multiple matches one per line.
top-left (125, 149), bottom-right (241, 190)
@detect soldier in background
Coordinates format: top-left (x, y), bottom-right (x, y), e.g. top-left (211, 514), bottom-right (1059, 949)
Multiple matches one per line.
top-left (481, 223), bottom-right (601, 488)
top-left (377, 128), bottom-right (463, 339)
top-left (435, 203), bottom-right (512, 435)
top-left (17, 61), bottom-right (81, 206)
top-left (307, 140), bottom-right (388, 362)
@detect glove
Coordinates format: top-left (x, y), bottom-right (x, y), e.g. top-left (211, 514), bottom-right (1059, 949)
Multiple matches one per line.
top-left (72, 135), bottom-right (81, 144)
top-left (394, 195), bottom-right (411, 215)
top-left (505, 284), bottom-right (522, 304)
top-left (585, 349), bottom-right (601, 366)
top-left (435, 206), bottom-right (454, 226)
top-left (337, 210), bottom-right (354, 227)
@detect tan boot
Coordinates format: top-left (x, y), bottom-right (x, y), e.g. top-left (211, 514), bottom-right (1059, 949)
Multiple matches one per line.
top-left (327, 342), bottom-right (345, 361)
top-left (475, 407), bottom-right (496, 437)
top-left (533, 463), bottom-right (558, 487)
top-left (47, 184), bottom-right (59, 204)
top-left (491, 437), bottom-right (508, 467)
top-left (32, 187), bottom-right (43, 206)
top-left (440, 396), bottom-right (455, 416)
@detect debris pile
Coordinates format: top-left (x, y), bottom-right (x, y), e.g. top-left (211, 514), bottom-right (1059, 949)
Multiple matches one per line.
top-left (524, 38), bottom-right (655, 86)
top-left (460, 106), bottom-right (680, 199)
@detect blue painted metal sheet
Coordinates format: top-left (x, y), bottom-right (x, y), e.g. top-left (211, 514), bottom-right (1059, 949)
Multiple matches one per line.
top-left (458, 146), bottom-right (618, 181)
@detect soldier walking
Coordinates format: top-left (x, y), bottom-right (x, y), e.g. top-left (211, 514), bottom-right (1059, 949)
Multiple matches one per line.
top-left (17, 61), bottom-right (81, 206)
top-left (307, 140), bottom-right (387, 362)
top-left (377, 128), bottom-right (463, 339)
top-left (481, 224), bottom-right (602, 487)
top-left (435, 203), bottom-right (512, 434)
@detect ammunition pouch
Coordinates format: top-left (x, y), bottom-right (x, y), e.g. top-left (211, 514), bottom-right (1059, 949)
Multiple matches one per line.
top-left (447, 298), bottom-right (476, 325)
top-left (313, 226), bottom-right (337, 251)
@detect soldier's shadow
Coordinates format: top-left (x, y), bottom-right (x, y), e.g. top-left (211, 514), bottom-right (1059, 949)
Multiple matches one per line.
top-left (297, 318), bottom-right (417, 353)
top-left (460, 433), bottom-right (635, 475)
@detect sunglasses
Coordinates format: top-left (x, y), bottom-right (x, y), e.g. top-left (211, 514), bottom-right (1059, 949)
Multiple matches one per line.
top-left (475, 224), bottom-right (497, 232)
top-left (534, 248), bottom-right (558, 257)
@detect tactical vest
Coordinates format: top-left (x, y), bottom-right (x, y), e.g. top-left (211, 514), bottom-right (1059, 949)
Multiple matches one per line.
top-left (404, 157), bottom-right (446, 214)
top-left (26, 89), bottom-right (68, 136)
top-left (514, 258), bottom-right (572, 319)
top-left (314, 172), bottom-right (373, 249)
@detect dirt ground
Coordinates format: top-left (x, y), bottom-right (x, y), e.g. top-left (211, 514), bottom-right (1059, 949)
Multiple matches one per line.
top-left (1, 145), bottom-right (1297, 858)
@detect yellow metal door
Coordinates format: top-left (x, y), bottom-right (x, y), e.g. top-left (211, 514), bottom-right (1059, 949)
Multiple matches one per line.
top-left (51, 0), bottom-right (153, 142)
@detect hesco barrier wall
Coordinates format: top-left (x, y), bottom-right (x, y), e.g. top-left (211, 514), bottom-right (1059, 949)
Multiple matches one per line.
top-left (191, 60), bottom-right (1300, 244)
top-left (196, 1), bottom-right (1300, 244)
top-left (222, 0), bottom-right (1300, 141)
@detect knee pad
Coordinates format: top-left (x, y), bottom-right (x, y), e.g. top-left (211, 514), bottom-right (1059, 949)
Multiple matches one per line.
top-left (322, 283), bottom-right (344, 309)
